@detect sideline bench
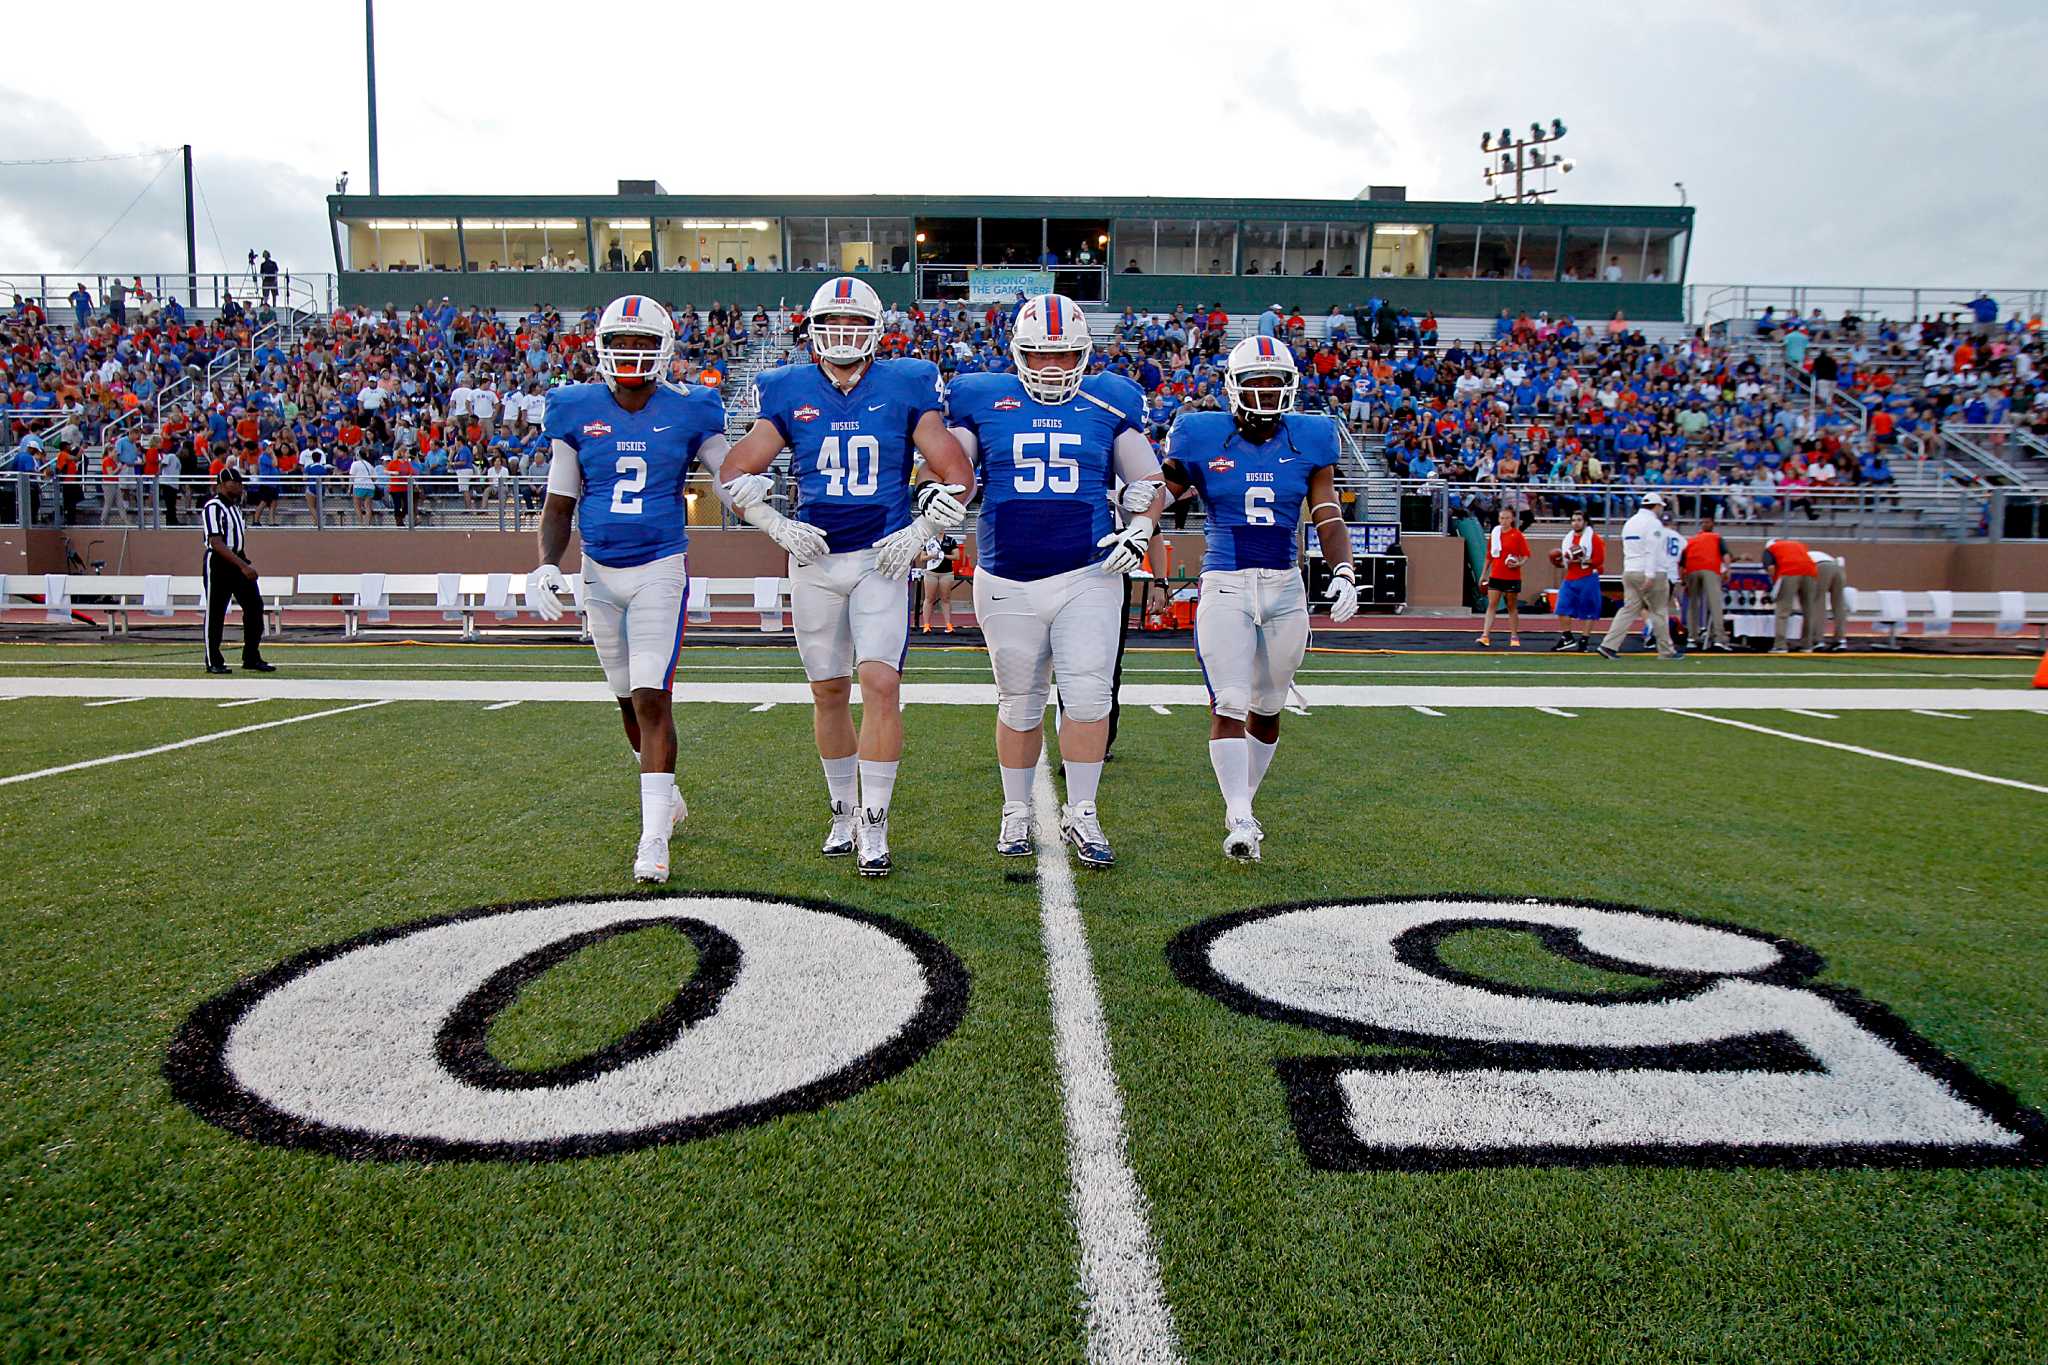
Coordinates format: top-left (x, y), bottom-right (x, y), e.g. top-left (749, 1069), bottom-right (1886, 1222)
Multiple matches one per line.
top-left (1, 573), bottom-right (292, 637)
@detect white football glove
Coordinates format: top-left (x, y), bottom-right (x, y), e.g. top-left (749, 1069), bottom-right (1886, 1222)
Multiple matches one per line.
top-left (722, 473), bottom-right (773, 511)
top-left (1096, 515), bottom-right (1155, 576)
top-left (875, 516), bottom-right (939, 580)
top-left (913, 482), bottom-right (970, 531)
top-left (1120, 478), bottom-right (1164, 516)
top-left (527, 564), bottom-right (567, 621)
top-left (740, 502), bottom-right (829, 566)
top-left (1327, 565), bottom-right (1360, 624)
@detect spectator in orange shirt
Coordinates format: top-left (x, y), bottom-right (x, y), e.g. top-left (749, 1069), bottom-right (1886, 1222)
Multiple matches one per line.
top-left (1479, 505), bottom-right (1531, 647)
top-left (385, 451), bottom-right (416, 524)
top-left (1550, 509), bottom-right (1604, 651)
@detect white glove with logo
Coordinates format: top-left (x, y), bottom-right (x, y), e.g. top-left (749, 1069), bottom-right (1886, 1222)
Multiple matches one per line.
top-left (743, 503), bottom-right (828, 566)
top-left (875, 516), bottom-right (938, 580)
top-left (1327, 565), bottom-right (1359, 624)
top-left (527, 564), bottom-right (567, 621)
top-left (1120, 478), bottom-right (1164, 516)
top-left (1096, 514), bottom-right (1155, 576)
top-left (914, 482), bottom-right (970, 531)
top-left (722, 473), bottom-right (774, 511)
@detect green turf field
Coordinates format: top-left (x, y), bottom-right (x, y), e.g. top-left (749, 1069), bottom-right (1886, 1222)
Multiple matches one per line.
top-left (3, 641), bottom-right (2044, 1362)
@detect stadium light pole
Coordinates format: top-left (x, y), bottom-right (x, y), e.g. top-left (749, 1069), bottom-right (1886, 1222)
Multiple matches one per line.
top-left (365, 0), bottom-right (380, 196)
top-left (182, 144), bottom-right (197, 307)
top-left (1480, 119), bottom-right (1572, 204)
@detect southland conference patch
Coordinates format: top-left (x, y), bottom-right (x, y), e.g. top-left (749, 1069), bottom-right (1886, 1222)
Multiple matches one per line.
top-left (166, 892), bottom-right (969, 1162)
top-left (1168, 896), bottom-right (2048, 1172)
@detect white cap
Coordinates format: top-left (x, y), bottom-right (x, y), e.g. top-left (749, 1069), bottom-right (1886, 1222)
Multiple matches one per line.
top-left (1641, 492), bottom-right (1666, 506)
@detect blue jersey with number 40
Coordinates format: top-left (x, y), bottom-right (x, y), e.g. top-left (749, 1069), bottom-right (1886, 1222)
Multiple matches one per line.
top-left (542, 381), bottom-right (725, 568)
top-left (946, 371), bottom-right (1147, 581)
top-left (753, 358), bottom-right (941, 554)
top-left (1167, 411), bottom-right (1339, 572)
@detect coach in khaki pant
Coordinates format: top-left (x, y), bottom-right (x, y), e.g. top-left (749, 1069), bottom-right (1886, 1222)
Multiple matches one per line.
top-left (1597, 492), bottom-right (1679, 660)
top-left (1809, 550), bottom-right (1849, 650)
top-left (1763, 538), bottom-right (1822, 652)
top-left (1681, 516), bottom-right (1731, 651)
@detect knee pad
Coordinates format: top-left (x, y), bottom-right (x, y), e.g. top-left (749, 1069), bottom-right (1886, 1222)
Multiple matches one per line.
top-left (1056, 675), bottom-right (1113, 724)
top-left (999, 687), bottom-right (1050, 731)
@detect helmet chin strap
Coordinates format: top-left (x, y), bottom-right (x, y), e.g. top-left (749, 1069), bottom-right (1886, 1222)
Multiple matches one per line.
top-left (821, 354), bottom-right (871, 393)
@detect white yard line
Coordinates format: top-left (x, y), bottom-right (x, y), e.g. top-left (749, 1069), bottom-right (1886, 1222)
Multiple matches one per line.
top-left (1664, 710), bottom-right (2047, 794)
top-left (1031, 760), bottom-right (1184, 1365)
top-left (1411, 705), bottom-right (1445, 717)
top-left (748, 701), bottom-right (776, 713)
top-left (0, 701), bottom-right (394, 789)
top-left (1911, 709), bottom-right (1970, 720)
top-left (483, 700), bottom-right (523, 711)
top-left (1537, 706), bottom-right (1577, 718)
top-left (216, 698), bottom-right (267, 708)
top-left (1785, 708), bottom-right (1838, 720)
top-left (82, 696), bottom-right (145, 708)
top-left (3, 676), bottom-right (2045, 713)
top-left (1149, 705), bottom-right (1172, 716)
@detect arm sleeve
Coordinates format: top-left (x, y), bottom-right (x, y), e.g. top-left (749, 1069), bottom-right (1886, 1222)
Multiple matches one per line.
top-left (1112, 427), bottom-right (1161, 484)
top-left (948, 426), bottom-right (979, 464)
top-left (545, 440), bottom-right (582, 498)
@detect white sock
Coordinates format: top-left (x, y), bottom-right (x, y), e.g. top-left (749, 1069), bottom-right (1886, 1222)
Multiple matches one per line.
top-left (1000, 764), bottom-right (1035, 806)
top-left (1208, 738), bottom-right (1253, 823)
top-left (1063, 759), bottom-right (1102, 808)
top-left (858, 759), bottom-right (898, 817)
top-left (1246, 736), bottom-right (1278, 797)
top-left (822, 753), bottom-right (858, 809)
top-left (640, 773), bottom-right (672, 843)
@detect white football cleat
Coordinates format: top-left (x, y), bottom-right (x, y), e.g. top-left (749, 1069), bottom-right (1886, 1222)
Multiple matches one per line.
top-left (996, 801), bottom-right (1034, 857)
top-left (856, 808), bottom-right (891, 878)
top-left (822, 801), bottom-right (857, 858)
top-left (1223, 816), bottom-right (1264, 862)
top-left (1059, 801), bottom-right (1114, 869)
top-left (632, 835), bottom-right (670, 883)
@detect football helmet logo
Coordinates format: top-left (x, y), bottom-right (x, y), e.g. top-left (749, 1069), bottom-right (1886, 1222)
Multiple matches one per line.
top-left (1010, 294), bottom-right (1093, 405)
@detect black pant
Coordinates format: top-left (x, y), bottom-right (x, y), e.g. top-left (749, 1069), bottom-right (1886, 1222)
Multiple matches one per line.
top-left (204, 557), bottom-right (265, 668)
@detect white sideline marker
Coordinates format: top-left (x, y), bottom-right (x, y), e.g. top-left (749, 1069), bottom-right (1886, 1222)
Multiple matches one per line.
top-left (1786, 708), bottom-right (1837, 720)
top-left (0, 701), bottom-right (393, 788)
top-left (1664, 710), bottom-right (2047, 794)
top-left (1537, 706), bottom-right (1577, 718)
top-left (483, 700), bottom-right (523, 711)
top-left (83, 696), bottom-right (145, 708)
top-left (749, 701), bottom-right (776, 713)
top-left (1411, 705), bottom-right (1445, 717)
top-left (1031, 761), bottom-right (1184, 1365)
top-left (1149, 704), bottom-right (1172, 716)
top-left (1911, 709), bottom-right (1970, 720)
top-left (217, 698), bottom-right (266, 709)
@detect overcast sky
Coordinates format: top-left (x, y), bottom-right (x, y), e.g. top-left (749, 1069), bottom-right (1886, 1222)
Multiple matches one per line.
top-left (1, 0), bottom-right (2040, 290)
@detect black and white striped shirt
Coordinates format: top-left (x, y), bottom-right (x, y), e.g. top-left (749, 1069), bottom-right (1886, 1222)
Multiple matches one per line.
top-left (201, 496), bottom-right (247, 559)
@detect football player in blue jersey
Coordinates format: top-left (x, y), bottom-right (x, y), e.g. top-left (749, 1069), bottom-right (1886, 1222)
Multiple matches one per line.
top-left (717, 276), bottom-right (975, 877)
top-left (945, 293), bottom-right (1165, 869)
top-left (1159, 335), bottom-right (1358, 862)
top-left (527, 294), bottom-right (787, 884)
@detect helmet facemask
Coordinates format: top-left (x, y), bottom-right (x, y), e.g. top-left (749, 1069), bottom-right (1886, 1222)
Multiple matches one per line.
top-left (1225, 365), bottom-right (1299, 421)
top-left (595, 326), bottom-right (671, 390)
top-left (1013, 338), bottom-right (1092, 404)
top-left (811, 310), bottom-right (879, 366)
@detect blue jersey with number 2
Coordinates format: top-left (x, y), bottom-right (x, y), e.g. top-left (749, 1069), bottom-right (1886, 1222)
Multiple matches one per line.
top-left (543, 381), bottom-right (725, 568)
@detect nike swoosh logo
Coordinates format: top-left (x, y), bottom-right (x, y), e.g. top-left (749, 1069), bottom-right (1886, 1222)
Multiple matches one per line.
top-left (652, 425), bottom-right (673, 432)
top-left (867, 404), bottom-right (887, 412)
top-left (1277, 458), bottom-right (1297, 464)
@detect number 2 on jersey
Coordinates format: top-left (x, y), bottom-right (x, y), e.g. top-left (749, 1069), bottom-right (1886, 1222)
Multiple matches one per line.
top-left (611, 455), bottom-right (648, 514)
top-left (1011, 432), bottom-right (1081, 494)
top-left (818, 435), bottom-right (881, 497)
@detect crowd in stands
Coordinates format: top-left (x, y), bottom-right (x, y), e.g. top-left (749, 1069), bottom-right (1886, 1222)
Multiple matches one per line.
top-left (4, 279), bottom-right (2044, 534)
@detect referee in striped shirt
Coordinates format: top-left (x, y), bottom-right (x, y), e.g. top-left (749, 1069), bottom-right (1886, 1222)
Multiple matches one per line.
top-left (201, 467), bottom-right (276, 674)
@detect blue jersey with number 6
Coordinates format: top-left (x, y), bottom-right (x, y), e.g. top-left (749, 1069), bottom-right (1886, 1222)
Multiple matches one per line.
top-left (1167, 411), bottom-right (1339, 572)
top-left (542, 381), bottom-right (725, 568)
top-left (946, 370), bottom-right (1146, 581)
top-left (753, 358), bottom-right (940, 554)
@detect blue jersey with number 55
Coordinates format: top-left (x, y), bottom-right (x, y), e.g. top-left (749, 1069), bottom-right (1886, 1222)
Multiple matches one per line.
top-left (946, 370), bottom-right (1146, 581)
top-left (753, 358), bottom-right (940, 554)
top-left (1167, 411), bottom-right (1339, 572)
top-left (543, 381), bottom-right (725, 568)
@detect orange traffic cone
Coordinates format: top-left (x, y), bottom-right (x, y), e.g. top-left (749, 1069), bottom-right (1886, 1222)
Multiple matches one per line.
top-left (2035, 649), bottom-right (2048, 688)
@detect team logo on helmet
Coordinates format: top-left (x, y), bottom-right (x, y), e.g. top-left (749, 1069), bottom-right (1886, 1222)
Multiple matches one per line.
top-left (581, 421), bottom-right (613, 438)
top-left (793, 405), bottom-right (821, 423)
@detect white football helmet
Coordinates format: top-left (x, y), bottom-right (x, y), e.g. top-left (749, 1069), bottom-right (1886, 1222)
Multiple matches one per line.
top-left (808, 276), bottom-right (882, 364)
top-left (1223, 335), bottom-right (1299, 418)
top-left (592, 294), bottom-right (674, 390)
top-left (1011, 293), bottom-right (1093, 405)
